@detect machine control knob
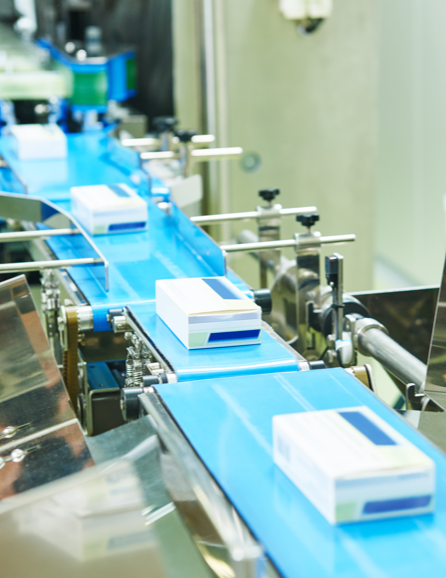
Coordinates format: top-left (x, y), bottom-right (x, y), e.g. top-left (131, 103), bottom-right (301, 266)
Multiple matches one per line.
top-left (153, 116), bottom-right (178, 133)
top-left (296, 213), bottom-right (320, 228)
top-left (176, 129), bottom-right (197, 143)
top-left (252, 288), bottom-right (272, 315)
top-left (258, 188), bottom-right (280, 203)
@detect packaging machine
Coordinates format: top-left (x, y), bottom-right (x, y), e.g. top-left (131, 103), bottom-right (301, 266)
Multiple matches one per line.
top-left (2, 9), bottom-right (446, 578)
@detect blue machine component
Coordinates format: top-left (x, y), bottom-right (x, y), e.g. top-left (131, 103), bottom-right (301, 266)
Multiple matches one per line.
top-left (87, 361), bottom-right (124, 390)
top-left (127, 302), bottom-right (299, 380)
top-left (156, 368), bottom-right (446, 578)
top-left (37, 39), bottom-right (137, 107)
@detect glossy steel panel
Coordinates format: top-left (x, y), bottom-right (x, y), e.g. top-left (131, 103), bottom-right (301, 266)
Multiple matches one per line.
top-left (426, 256), bottom-right (446, 391)
top-left (353, 286), bottom-right (438, 366)
top-left (0, 275), bottom-right (92, 499)
top-left (140, 390), bottom-right (264, 578)
top-left (0, 417), bottom-right (214, 578)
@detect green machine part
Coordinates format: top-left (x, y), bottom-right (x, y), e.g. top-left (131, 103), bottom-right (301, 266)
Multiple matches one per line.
top-left (71, 71), bottom-right (108, 107)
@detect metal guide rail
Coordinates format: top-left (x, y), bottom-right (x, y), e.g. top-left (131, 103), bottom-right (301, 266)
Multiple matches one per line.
top-left (124, 303), bottom-right (303, 383)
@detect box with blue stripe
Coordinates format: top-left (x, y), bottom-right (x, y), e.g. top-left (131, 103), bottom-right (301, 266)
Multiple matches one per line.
top-left (273, 405), bottom-right (435, 524)
top-left (155, 276), bottom-right (261, 349)
top-left (70, 183), bottom-right (148, 235)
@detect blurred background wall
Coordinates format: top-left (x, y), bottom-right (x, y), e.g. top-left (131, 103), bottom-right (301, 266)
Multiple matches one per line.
top-left (173, 0), bottom-right (446, 293)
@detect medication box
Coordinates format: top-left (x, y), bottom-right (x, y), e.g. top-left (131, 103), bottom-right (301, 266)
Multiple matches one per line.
top-left (70, 184), bottom-right (148, 235)
top-left (156, 277), bottom-right (261, 349)
top-left (10, 123), bottom-right (67, 160)
top-left (273, 406), bottom-right (435, 524)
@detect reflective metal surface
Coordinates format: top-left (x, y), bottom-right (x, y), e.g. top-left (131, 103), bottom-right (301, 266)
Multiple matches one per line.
top-left (0, 417), bottom-right (214, 578)
top-left (426, 254), bottom-right (446, 391)
top-left (353, 286), bottom-right (438, 366)
top-left (0, 275), bottom-right (92, 499)
top-left (191, 205), bottom-right (317, 225)
top-left (0, 192), bottom-right (109, 291)
top-left (140, 389), bottom-right (265, 578)
top-left (221, 234), bottom-right (356, 253)
top-left (352, 317), bottom-right (428, 394)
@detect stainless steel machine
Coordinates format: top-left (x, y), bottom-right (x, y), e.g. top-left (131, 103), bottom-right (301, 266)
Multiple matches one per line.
top-left (2, 3), bottom-right (446, 578)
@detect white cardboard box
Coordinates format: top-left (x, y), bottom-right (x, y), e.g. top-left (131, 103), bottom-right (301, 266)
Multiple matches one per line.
top-left (70, 183), bottom-right (148, 235)
top-left (156, 276), bottom-right (261, 349)
top-left (10, 123), bottom-right (67, 160)
top-left (273, 406), bottom-right (435, 524)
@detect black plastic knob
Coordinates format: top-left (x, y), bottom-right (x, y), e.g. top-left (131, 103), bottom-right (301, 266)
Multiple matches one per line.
top-left (296, 213), bottom-right (320, 228)
top-left (153, 116), bottom-right (178, 133)
top-left (176, 129), bottom-right (197, 143)
top-left (252, 289), bottom-right (272, 315)
top-left (259, 188), bottom-right (280, 203)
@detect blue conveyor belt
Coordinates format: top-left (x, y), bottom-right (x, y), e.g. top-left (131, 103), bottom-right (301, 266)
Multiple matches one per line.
top-left (157, 368), bottom-right (446, 578)
top-left (127, 302), bottom-right (299, 380)
top-left (0, 132), bottom-right (249, 330)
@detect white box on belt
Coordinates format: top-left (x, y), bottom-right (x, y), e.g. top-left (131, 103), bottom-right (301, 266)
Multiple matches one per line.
top-left (273, 406), bottom-right (435, 524)
top-left (70, 183), bottom-right (148, 235)
top-left (156, 276), bottom-right (261, 349)
top-left (10, 123), bottom-right (67, 160)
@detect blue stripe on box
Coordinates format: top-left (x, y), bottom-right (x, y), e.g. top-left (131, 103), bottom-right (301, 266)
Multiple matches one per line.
top-left (208, 329), bottom-right (260, 342)
top-left (363, 495), bottom-right (431, 514)
top-left (109, 221), bottom-right (146, 231)
top-left (338, 410), bottom-right (397, 446)
top-left (109, 184), bottom-right (130, 197)
top-left (203, 277), bottom-right (243, 300)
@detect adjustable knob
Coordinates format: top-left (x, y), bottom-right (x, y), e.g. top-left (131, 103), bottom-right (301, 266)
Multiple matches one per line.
top-left (153, 116), bottom-right (178, 133)
top-left (176, 129), bottom-right (197, 143)
top-left (296, 213), bottom-right (320, 229)
top-left (258, 188), bottom-right (280, 204)
top-left (252, 288), bottom-right (272, 315)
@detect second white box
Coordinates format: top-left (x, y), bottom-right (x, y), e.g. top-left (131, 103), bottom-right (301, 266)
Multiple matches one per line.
top-left (156, 276), bottom-right (262, 349)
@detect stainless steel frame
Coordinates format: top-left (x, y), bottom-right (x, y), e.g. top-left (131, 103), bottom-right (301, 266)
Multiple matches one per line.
top-left (0, 275), bottom-right (92, 500)
top-left (0, 192), bottom-right (109, 291)
top-left (140, 388), bottom-right (266, 578)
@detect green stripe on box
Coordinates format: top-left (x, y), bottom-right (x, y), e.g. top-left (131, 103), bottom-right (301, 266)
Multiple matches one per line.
top-left (336, 502), bottom-right (357, 523)
top-left (188, 333), bottom-right (208, 348)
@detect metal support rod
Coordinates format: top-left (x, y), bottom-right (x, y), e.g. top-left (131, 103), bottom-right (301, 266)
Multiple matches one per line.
top-left (355, 319), bottom-right (427, 392)
top-left (0, 228), bottom-right (79, 243)
top-left (0, 257), bottom-right (103, 273)
top-left (191, 146), bottom-right (242, 161)
top-left (140, 151), bottom-right (176, 161)
top-left (122, 137), bottom-right (161, 148)
top-left (222, 234), bottom-right (356, 253)
top-left (191, 206), bottom-right (317, 225)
